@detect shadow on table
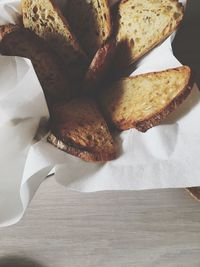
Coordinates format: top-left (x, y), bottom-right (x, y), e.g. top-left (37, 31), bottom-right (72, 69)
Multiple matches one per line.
top-left (0, 256), bottom-right (46, 267)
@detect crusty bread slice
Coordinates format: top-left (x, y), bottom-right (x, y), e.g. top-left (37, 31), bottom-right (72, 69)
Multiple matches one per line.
top-left (21, 0), bottom-right (88, 80)
top-left (0, 24), bottom-right (72, 103)
top-left (100, 66), bottom-right (193, 132)
top-left (48, 97), bottom-right (116, 162)
top-left (64, 0), bottom-right (112, 58)
top-left (84, 38), bottom-right (117, 93)
top-left (116, 0), bottom-right (184, 65)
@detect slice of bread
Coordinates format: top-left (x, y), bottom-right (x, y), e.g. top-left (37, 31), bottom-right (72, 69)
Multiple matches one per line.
top-left (100, 66), bottom-right (193, 132)
top-left (64, 0), bottom-right (112, 58)
top-left (116, 0), bottom-right (184, 65)
top-left (84, 38), bottom-right (117, 93)
top-left (0, 24), bottom-right (73, 103)
top-left (48, 97), bottom-right (116, 162)
top-left (21, 0), bottom-right (88, 80)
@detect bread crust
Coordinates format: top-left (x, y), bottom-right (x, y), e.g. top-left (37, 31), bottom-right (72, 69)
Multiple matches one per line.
top-left (94, 0), bottom-right (113, 55)
top-left (84, 38), bottom-right (117, 93)
top-left (48, 97), bottom-right (116, 162)
top-left (48, 133), bottom-right (116, 162)
top-left (135, 69), bottom-right (194, 132)
top-left (118, 67), bottom-right (194, 132)
top-left (0, 24), bottom-right (23, 41)
top-left (186, 188), bottom-right (200, 202)
top-left (101, 0), bottom-right (112, 39)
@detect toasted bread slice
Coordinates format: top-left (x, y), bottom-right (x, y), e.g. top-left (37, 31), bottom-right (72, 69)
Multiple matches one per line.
top-left (0, 24), bottom-right (72, 102)
top-left (64, 0), bottom-right (112, 58)
top-left (84, 38), bottom-right (117, 93)
top-left (116, 0), bottom-right (184, 65)
top-left (21, 0), bottom-right (88, 80)
top-left (100, 66), bottom-right (193, 132)
top-left (48, 97), bottom-right (116, 162)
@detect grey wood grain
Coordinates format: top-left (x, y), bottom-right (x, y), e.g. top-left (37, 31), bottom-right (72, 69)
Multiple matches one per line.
top-left (0, 178), bottom-right (200, 267)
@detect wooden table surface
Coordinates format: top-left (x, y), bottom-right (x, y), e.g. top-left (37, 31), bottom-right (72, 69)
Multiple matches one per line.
top-left (0, 1), bottom-right (200, 266)
top-left (1, 179), bottom-right (200, 267)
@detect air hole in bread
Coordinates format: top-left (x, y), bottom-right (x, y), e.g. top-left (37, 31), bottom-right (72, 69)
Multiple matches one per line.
top-left (86, 134), bottom-right (93, 141)
top-left (174, 12), bottom-right (181, 19)
top-left (41, 13), bottom-right (45, 20)
top-left (48, 15), bottom-right (55, 21)
top-left (166, 5), bottom-right (172, 10)
top-left (47, 27), bottom-right (52, 32)
top-left (40, 19), bottom-right (47, 27)
top-left (32, 16), bottom-right (38, 22)
top-left (33, 6), bottom-right (38, 13)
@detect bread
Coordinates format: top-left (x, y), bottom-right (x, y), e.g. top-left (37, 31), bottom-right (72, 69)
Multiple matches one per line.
top-left (64, 0), bottom-right (112, 58)
top-left (186, 188), bottom-right (200, 202)
top-left (48, 97), bottom-right (116, 162)
top-left (84, 38), bottom-right (117, 93)
top-left (100, 66), bottom-right (193, 132)
top-left (116, 0), bottom-right (184, 65)
top-left (0, 24), bottom-right (73, 103)
top-left (21, 0), bottom-right (88, 80)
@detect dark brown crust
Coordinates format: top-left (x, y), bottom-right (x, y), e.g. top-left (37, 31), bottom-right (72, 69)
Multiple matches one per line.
top-left (47, 133), bottom-right (116, 162)
top-left (0, 24), bottom-right (20, 40)
top-left (84, 38), bottom-right (117, 93)
top-left (102, 0), bottom-right (113, 38)
top-left (48, 97), bottom-right (116, 162)
top-left (95, 0), bottom-right (112, 42)
top-left (185, 188), bottom-right (200, 202)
